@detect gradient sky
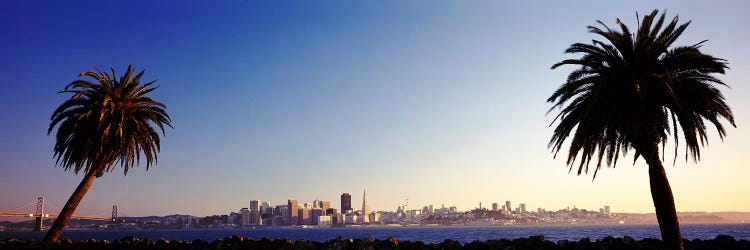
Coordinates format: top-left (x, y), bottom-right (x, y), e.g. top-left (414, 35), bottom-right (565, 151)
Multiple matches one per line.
top-left (1, 1), bottom-right (749, 218)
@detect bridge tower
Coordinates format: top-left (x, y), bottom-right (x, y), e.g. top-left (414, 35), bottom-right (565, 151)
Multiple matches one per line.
top-left (33, 197), bottom-right (44, 231)
top-left (111, 206), bottom-right (118, 223)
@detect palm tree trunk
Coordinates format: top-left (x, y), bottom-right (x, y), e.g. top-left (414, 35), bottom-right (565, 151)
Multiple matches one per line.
top-left (42, 170), bottom-right (98, 242)
top-left (645, 147), bottom-right (684, 250)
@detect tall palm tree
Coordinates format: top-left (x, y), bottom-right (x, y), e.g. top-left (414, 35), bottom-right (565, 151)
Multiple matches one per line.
top-left (44, 65), bottom-right (172, 242)
top-left (547, 10), bottom-right (734, 250)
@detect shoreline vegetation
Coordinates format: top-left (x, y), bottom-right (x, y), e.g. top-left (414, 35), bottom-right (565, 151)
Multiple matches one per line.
top-left (2, 235), bottom-right (749, 250)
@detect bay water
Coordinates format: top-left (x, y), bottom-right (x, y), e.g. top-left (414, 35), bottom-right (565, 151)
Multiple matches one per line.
top-left (2, 224), bottom-right (749, 243)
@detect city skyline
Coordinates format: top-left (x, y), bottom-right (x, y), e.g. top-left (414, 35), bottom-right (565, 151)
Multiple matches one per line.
top-left (2, 1), bottom-right (750, 218)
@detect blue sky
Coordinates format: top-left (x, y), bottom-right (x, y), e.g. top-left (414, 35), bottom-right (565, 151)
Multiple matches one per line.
top-left (1, 1), bottom-right (749, 218)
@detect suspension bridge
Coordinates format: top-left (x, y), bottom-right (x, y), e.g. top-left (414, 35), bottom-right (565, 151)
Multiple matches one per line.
top-left (0, 197), bottom-right (118, 231)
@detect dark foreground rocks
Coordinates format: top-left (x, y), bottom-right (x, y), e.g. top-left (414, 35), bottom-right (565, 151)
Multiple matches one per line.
top-left (1, 235), bottom-right (749, 249)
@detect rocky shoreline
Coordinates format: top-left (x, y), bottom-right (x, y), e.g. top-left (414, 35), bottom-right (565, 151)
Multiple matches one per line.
top-left (2, 235), bottom-right (748, 249)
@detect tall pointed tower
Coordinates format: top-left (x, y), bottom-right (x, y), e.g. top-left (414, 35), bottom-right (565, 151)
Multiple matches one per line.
top-left (361, 189), bottom-right (370, 223)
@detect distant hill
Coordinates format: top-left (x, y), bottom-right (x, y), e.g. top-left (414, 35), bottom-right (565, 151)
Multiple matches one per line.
top-left (614, 212), bottom-right (750, 224)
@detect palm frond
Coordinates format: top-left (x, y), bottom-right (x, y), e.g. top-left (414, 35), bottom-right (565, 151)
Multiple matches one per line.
top-left (548, 10), bottom-right (734, 179)
top-left (49, 65), bottom-right (172, 175)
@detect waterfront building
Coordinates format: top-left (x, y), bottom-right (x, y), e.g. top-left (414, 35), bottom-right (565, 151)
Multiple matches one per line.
top-left (335, 213), bottom-right (344, 225)
top-left (311, 208), bottom-right (324, 225)
top-left (298, 207), bottom-right (312, 225)
top-left (239, 208), bottom-right (251, 226)
top-left (317, 215), bottom-right (332, 226)
top-left (271, 215), bottom-right (285, 227)
top-left (250, 200), bottom-right (261, 225)
top-left (341, 193), bottom-right (352, 213)
top-left (287, 199), bottom-right (299, 226)
top-left (325, 208), bottom-right (337, 217)
top-left (228, 212), bottom-right (239, 226)
top-left (345, 214), bottom-right (357, 224)
top-left (369, 212), bottom-right (380, 223)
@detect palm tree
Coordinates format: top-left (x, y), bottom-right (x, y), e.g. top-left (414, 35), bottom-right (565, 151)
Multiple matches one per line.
top-left (44, 65), bottom-right (172, 242)
top-left (547, 10), bottom-right (734, 250)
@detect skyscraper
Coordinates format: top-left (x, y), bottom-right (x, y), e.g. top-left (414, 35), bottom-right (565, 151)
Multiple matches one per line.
top-left (492, 203), bottom-right (499, 212)
top-left (249, 200), bottom-right (261, 225)
top-left (322, 201), bottom-right (331, 214)
top-left (261, 201), bottom-right (272, 215)
top-left (505, 201), bottom-right (512, 212)
top-left (341, 193), bottom-right (352, 213)
top-left (362, 189), bottom-right (370, 223)
top-left (287, 199), bottom-right (299, 226)
top-left (239, 208), bottom-right (251, 226)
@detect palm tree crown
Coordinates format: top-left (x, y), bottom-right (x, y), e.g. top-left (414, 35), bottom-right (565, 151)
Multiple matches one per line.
top-left (547, 10), bottom-right (735, 178)
top-left (49, 65), bottom-right (173, 175)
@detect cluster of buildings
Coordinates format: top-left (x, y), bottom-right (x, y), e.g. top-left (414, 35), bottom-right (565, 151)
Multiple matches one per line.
top-left (485, 201), bottom-right (527, 214)
top-left (227, 193), bottom-right (617, 227)
top-left (232, 190), bottom-right (374, 227)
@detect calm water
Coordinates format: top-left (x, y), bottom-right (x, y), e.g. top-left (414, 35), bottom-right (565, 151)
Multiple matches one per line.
top-left (2, 224), bottom-right (749, 243)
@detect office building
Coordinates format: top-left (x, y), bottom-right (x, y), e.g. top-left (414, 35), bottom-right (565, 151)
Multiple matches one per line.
top-left (239, 208), bottom-right (251, 226)
top-left (318, 215), bottom-right (332, 226)
top-left (341, 193), bottom-right (352, 213)
top-left (311, 208), bottom-right (324, 225)
top-left (505, 201), bottom-right (512, 212)
top-left (261, 201), bottom-right (272, 216)
top-left (298, 207), bottom-right (312, 225)
top-left (321, 201), bottom-right (331, 213)
top-left (249, 200), bottom-right (261, 225)
top-left (287, 199), bottom-right (299, 226)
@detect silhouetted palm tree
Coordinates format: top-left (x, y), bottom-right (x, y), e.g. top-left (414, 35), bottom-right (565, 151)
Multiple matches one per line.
top-left (547, 10), bottom-right (734, 250)
top-left (44, 65), bottom-right (172, 242)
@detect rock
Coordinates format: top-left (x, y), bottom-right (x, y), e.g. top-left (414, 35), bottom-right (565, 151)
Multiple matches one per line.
top-left (484, 239), bottom-right (513, 249)
top-left (439, 239), bottom-right (462, 250)
top-left (230, 234), bottom-right (244, 242)
top-left (464, 240), bottom-right (486, 250)
top-left (156, 238), bottom-right (169, 245)
top-left (387, 236), bottom-right (399, 245)
top-left (715, 234), bottom-right (738, 248)
top-left (528, 235), bottom-right (548, 248)
top-left (623, 236), bottom-right (636, 244)
top-left (638, 238), bottom-right (663, 249)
